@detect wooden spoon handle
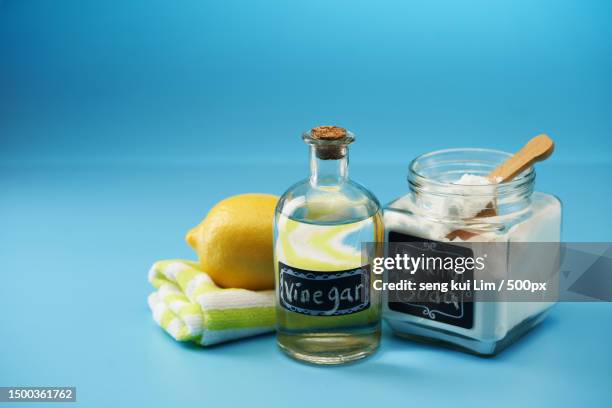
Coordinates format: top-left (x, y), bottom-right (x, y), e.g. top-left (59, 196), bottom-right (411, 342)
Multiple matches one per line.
top-left (488, 134), bottom-right (554, 182)
top-left (446, 133), bottom-right (555, 241)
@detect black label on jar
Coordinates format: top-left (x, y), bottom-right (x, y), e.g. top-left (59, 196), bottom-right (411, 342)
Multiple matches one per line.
top-left (278, 262), bottom-right (370, 316)
top-left (387, 231), bottom-right (474, 329)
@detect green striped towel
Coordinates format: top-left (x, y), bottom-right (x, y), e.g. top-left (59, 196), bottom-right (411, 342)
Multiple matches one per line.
top-left (147, 260), bottom-right (275, 346)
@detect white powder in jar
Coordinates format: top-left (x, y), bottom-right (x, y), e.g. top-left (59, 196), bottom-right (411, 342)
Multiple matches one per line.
top-left (409, 173), bottom-right (498, 237)
top-left (449, 173), bottom-right (498, 219)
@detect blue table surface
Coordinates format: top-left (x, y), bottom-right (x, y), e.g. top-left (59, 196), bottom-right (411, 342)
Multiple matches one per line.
top-left (2, 0), bottom-right (612, 406)
top-left (1, 162), bottom-right (611, 408)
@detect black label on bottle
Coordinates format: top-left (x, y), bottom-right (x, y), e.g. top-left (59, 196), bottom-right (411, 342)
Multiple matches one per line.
top-left (278, 262), bottom-right (370, 316)
top-left (387, 231), bottom-right (474, 329)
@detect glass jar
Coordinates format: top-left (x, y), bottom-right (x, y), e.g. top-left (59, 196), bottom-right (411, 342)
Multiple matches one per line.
top-left (274, 126), bottom-right (383, 365)
top-left (383, 148), bottom-right (562, 355)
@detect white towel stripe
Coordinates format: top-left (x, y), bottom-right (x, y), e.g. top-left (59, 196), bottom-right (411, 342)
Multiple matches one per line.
top-left (185, 273), bottom-right (211, 297)
top-left (167, 318), bottom-right (182, 339)
top-left (165, 262), bottom-right (190, 280)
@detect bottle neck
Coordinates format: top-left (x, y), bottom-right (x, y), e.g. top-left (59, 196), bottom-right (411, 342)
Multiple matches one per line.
top-left (309, 145), bottom-right (348, 186)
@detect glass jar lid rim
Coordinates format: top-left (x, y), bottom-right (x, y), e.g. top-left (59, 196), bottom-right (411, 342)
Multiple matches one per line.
top-left (408, 147), bottom-right (535, 195)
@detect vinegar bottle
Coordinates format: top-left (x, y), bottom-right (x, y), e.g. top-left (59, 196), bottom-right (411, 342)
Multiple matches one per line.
top-left (273, 126), bottom-right (383, 364)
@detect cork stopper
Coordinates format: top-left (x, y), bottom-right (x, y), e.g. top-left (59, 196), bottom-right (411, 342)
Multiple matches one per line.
top-left (306, 125), bottom-right (353, 160)
top-left (310, 126), bottom-right (347, 140)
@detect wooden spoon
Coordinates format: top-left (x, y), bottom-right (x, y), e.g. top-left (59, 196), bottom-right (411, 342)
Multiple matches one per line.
top-left (446, 134), bottom-right (555, 241)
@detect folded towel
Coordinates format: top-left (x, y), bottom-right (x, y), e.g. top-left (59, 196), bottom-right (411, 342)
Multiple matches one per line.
top-left (147, 260), bottom-right (275, 346)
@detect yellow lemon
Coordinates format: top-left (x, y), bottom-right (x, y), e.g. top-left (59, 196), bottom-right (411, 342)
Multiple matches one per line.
top-left (186, 193), bottom-right (278, 290)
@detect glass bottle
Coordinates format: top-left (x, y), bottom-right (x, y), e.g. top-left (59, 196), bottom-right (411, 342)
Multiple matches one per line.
top-left (383, 148), bottom-right (562, 355)
top-left (274, 126), bottom-right (383, 365)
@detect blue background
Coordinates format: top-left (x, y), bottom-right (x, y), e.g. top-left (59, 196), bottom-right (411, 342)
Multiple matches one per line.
top-left (1, 0), bottom-right (611, 407)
